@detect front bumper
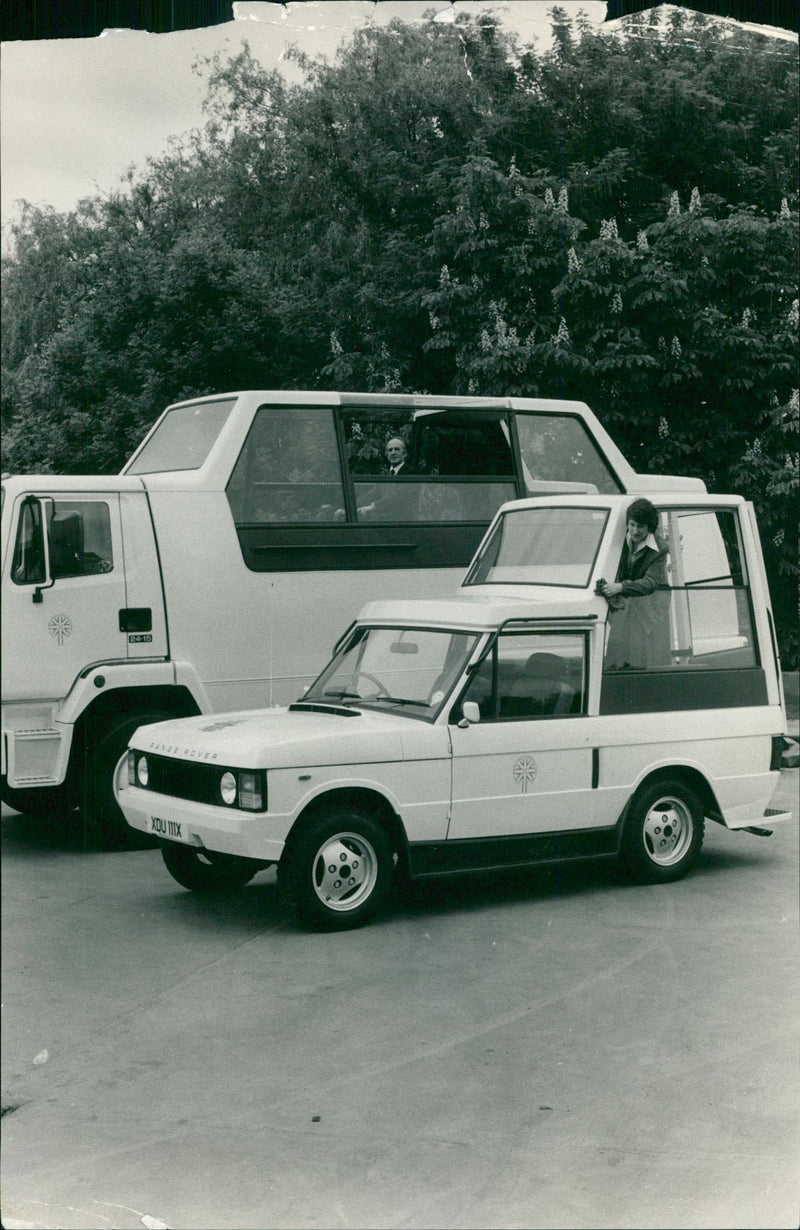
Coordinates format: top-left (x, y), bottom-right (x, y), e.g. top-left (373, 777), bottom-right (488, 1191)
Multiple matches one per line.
top-left (116, 777), bottom-right (291, 862)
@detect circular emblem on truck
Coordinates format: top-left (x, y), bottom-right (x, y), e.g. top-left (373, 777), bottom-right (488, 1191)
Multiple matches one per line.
top-left (48, 613), bottom-right (73, 646)
top-left (513, 754), bottom-right (538, 793)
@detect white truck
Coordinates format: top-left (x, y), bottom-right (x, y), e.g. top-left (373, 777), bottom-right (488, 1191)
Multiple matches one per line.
top-left (116, 491), bottom-right (792, 931)
top-left (1, 390), bottom-right (704, 843)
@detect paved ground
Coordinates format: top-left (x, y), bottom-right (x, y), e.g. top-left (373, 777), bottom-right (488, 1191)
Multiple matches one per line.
top-left (2, 770), bottom-right (798, 1230)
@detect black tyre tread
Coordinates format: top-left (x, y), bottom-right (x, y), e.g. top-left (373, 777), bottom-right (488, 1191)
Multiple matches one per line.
top-left (82, 711), bottom-right (171, 849)
top-left (622, 776), bottom-right (705, 884)
top-left (161, 842), bottom-right (257, 893)
top-left (280, 806), bottom-right (393, 931)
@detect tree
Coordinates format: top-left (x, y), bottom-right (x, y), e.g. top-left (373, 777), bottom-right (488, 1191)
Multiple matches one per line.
top-left (2, 10), bottom-right (797, 659)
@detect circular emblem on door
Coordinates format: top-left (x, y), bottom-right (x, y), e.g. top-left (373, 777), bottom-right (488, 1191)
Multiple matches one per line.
top-left (513, 754), bottom-right (538, 793)
top-left (48, 613), bottom-right (73, 646)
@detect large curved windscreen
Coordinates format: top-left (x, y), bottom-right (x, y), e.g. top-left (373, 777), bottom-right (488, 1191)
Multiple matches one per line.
top-left (465, 506), bottom-right (609, 588)
top-left (126, 399), bottom-right (236, 474)
top-left (303, 626), bottom-right (479, 721)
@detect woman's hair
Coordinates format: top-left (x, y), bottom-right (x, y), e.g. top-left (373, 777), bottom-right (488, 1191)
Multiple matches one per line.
top-left (626, 497), bottom-right (659, 533)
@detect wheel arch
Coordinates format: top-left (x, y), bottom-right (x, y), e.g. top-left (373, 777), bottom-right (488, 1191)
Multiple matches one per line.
top-left (71, 685), bottom-right (201, 765)
top-left (618, 764), bottom-right (720, 847)
top-left (286, 786), bottom-right (409, 866)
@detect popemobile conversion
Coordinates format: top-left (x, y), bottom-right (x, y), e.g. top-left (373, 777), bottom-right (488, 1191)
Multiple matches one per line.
top-left (116, 489), bottom-right (793, 930)
top-left (2, 390), bottom-right (707, 844)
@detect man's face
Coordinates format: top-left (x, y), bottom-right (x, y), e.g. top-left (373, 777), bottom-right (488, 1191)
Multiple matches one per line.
top-left (386, 439), bottom-right (406, 466)
top-left (627, 518), bottom-right (649, 546)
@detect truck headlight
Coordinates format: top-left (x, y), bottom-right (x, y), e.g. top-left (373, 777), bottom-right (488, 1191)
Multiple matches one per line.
top-left (128, 750), bottom-right (149, 788)
top-left (220, 771), bottom-right (237, 805)
top-left (218, 768), bottom-right (266, 811)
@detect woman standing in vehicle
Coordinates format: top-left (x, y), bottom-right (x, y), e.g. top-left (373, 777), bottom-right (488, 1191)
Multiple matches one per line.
top-left (600, 498), bottom-right (671, 670)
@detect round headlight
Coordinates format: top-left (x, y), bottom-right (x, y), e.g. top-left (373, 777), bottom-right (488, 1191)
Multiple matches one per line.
top-left (136, 755), bottom-right (149, 787)
top-left (220, 771), bottom-right (237, 806)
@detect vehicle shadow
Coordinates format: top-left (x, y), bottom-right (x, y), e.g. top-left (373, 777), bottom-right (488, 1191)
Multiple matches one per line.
top-left (390, 857), bottom-right (623, 922)
top-left (0, 806), bottom-right (158, 856)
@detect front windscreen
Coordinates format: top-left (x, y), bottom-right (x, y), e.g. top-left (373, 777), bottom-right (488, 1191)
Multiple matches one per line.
top-left (465, 506), bottom-right (609, 588)
top-left (126, 399), bottom-right (236, 474)
top-left (303, 626), bottom-right (479, 720)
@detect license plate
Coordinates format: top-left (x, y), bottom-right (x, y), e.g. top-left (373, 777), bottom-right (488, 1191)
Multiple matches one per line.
top-left (149, 815), bottom-right (187, 841)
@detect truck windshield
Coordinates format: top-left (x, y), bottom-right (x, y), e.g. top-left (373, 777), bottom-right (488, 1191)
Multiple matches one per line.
top-left (464, 506), bottom-right (609, 588)
top-left (303, 626), bottom-right (479, 720)
top-left (126, 399), bottom-right (236, 474)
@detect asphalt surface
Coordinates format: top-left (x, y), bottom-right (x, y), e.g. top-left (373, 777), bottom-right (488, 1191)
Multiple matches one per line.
top-left (1, 770), bottom-right (798, 1230)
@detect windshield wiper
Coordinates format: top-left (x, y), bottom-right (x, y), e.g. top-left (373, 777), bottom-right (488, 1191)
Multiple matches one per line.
top-left (322, 689), bottom-right (362, 701)
top-left (373, 695), bottom-right (430, 708)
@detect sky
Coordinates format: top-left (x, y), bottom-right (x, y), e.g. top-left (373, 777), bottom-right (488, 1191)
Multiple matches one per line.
top-left (0, 1), bottom-right (609, 232)
top-left (1, 1), bottom-right (794, 237)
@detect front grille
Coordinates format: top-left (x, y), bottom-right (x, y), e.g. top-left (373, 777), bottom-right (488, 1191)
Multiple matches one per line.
top-left (143, 754), bottom-right (228, 807)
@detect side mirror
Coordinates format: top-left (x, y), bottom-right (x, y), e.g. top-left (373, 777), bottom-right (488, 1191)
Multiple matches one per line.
top-left (458, 700), bottom-right (481, 728)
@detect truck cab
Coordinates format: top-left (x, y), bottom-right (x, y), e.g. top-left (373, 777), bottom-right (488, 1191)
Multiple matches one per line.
top-left (115, 492), bottom-right (792, 930)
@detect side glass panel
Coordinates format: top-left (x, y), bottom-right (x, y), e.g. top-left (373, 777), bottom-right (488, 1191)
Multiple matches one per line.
top-left (465, 507), bottom-right (608, 588)
top-left (127, 399), bottom-right (236, 474)
top-left (226, 407), bottom-right (344, 523)
top-left (11, 500), bottom-right (46, 585)
top-left (46, 502), bottom-right (114, 578)
top-left (342, 409), bottom-right (517, 524)
top-left (353, 480), bottom-right (515, 523)
top-left (604, 508), bottom-right (757, 673)
top-left (662, 508), bottom-right (755, 668)
top-left (462, 633), bottom-right (586, 721)
top-left (516, 413), bottom-right (622, 494)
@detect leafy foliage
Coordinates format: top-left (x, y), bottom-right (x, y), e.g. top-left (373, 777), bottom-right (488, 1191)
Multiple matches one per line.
top-left (2, 8), bottom-right (797, 660)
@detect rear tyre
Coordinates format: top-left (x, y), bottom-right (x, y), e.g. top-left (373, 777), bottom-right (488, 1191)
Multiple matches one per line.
top-left (622, 777), bottom-right (705, 883)
top-left (161, 842), bottom-right (258, 893)
top-left (280, 807), bottom-right (393, 931)
top-left (82, 712), bottom-right (172, 849)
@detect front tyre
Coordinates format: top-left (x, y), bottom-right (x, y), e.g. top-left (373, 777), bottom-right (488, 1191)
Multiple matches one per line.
top-left (162, 842), bottom-right (259, 893)
top-left (622, 777), bottom-right (705, 884)
top-left (280, 808), bottom-right (393, 931)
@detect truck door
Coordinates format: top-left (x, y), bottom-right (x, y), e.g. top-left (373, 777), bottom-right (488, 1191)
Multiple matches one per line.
top-left (448, 631), bottom-right (596, 843)
top-left (3, 493), bottom-right (129, 703)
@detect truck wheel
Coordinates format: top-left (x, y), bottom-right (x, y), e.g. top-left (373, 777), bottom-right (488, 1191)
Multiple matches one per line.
top-left (82, 712), bottom-right (171, 849)
top-left (280, 807), bottom-right (393, 931)
top-left (622, 777), bottom-right (705, 884)
top-left (161, 843), bottom-right (258, 893)
top-left (1, 781), bottom-right (78, 820)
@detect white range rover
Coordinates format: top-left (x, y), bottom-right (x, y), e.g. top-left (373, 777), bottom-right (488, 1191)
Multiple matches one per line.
top-left (116, 494), bottom-right (792, 930)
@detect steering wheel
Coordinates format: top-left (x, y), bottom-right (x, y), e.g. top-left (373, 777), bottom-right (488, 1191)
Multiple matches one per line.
top-left (356, 671), bottom-right (389, 696)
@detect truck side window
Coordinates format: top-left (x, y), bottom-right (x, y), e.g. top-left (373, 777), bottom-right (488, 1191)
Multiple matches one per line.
top-left (47, 502), bottom-right (114, 578)
top-left (11, 500), bottom-right (46, 585)
top-left (226, 407), bottom-right (344, 523)
top-left (343, 409), bottom-right (517, 523)
top-left (462, 633), bottom-right (586, 720)
top-left (516, 413), bottom-right (622, 495)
